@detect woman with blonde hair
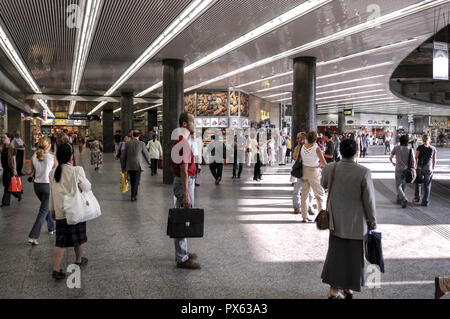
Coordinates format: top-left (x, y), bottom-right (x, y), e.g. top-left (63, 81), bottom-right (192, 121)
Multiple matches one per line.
top-left (27, 137), bottom-right (57, 245)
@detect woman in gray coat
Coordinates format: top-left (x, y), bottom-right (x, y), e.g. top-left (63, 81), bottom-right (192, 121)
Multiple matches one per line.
top-left (320, 139), bottom-right (377, 299)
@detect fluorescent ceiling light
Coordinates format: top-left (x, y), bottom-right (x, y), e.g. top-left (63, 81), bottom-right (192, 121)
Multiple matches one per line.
top-left (134, 104), bottom-right (162, 114)
top-left (106, 0), bottom-right (216, 97)
top-left (69, 100), bottom-right (77, 115)
top-left (88, 101), bottom-right (107, 115)
top-left (315, 94), bottom-right (391, 105)
top-left (317, 83), bottom-right (384, 95)
top-left (37, 100), bottom-right (55, 118)
top-left (317, 89), bottom-right (386, 101)
top-left (262, 92), bottom-right (292, 99)
top-left (136, 0), bottom-right (331, 97)
top-left (113, 108), bottom-right (121, 114)
top-left (71, 0), bottom-right (103, 95)
top-left (253, 74), bottom-right (386, 94)
top-left (186, 0), bottom-right (448, 91)
top-left (318, 98), bottom-right (401, 108)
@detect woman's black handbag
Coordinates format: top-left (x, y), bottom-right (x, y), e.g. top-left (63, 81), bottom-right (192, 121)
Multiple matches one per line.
top-left (167, 207), bottom-right (204, 238)
top-left (364, 230), bottom-right (385, 273)
top-left (290, 146), bottom-right (303, 179)
top-left (405, 149), bottom-right (417, 184)
top-left (315, 163), bottom-right (337, 230)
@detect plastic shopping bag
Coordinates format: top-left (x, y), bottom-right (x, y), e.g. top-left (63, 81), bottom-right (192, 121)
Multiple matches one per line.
top-left (120, 172), bottom-right (130, 193)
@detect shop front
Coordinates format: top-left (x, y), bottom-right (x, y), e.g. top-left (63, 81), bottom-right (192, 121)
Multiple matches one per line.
top-left (317, 114), bottom-right (338, 134)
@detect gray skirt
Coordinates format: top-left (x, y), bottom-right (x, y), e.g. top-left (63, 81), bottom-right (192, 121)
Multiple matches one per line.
top-left (321, 234), bottom-right (365, 292)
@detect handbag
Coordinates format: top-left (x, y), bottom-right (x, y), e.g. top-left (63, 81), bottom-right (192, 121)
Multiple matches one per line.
top-left (364, 230), bottom-right (385, 273)
top-left (120, 171), bottom-right (130, 193)
top-left (405, 149), bottom-right (417, 184)
top-left (167, 207), bottom-right (204, 238)
top-left (8, 177), bottom-right (22, 193)
top-left (64, 168), bottom-right (101, 225)
top-left (158, 159), bottom-right (163, 170)
top-left (315, 162), bottom-right (338, 230)
top-left (290, 146), bottom-right (303, 179)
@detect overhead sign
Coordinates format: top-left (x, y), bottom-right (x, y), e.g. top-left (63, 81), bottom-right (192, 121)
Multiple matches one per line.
top-left (54, 119), bottom-right (67, 126)
top-left (429, 116), bottom-right (448, 128)
top-left (69, 114), bottom-right (88, 120)
top-left (260, 110), bottom-right (270, 121)
top-left (55, 112), bottom-right (67, 119)
top-left (317, 114), bottom-right (338, 126)
top-left (343, 109), bottom-right (353, 116)
top-left (360, 114), bottom-right (397, 127)
top-left (433, 41), bottom-right (449, 80)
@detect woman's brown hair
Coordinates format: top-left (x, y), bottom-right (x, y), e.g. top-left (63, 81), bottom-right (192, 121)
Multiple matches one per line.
top-left (306, 131), bottom-right (318, 144)
top-left (36, 137), bottom-right (51, 161)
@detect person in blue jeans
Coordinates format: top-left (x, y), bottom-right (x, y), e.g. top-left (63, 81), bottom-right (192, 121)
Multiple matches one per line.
top-left (172, 112), bottom-right (200, 270)
top-left (28, 138), bottom-right (57, 245)
top-left (390, 135), bottom-right (415, 208)
top-left (414, 135), bottom-right (437, 207)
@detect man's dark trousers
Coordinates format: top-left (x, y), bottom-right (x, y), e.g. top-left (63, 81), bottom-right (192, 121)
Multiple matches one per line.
top-left (128, 170), bottom-right (142, 199)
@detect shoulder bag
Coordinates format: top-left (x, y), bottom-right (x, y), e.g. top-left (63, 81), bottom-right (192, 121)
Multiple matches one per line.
top-left (290, 146), bottom-right (303, 179)
top-left (64, 167), bottom-right (101, 225)
top-left (405, 148), bottom-right (417, 184)
top-left (315, 162), bottom-right (338, 230)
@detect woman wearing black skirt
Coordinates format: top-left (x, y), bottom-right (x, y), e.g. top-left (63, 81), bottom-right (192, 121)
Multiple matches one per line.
top-left (49, 144), bottom-right (92, 280)
top-left (320, 139), bottom-right (377, 299)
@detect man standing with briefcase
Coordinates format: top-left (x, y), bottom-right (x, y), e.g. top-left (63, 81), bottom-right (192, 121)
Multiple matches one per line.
top-left (171, 112), bottom-right (201, 270)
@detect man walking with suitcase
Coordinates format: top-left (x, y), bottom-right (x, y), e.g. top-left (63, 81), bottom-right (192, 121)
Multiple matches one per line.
top-left (172, 112), bottom-right (200, 269)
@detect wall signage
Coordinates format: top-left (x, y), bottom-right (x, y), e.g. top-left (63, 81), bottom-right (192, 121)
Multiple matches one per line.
top-left (433, 41), bottom-right (449, 80)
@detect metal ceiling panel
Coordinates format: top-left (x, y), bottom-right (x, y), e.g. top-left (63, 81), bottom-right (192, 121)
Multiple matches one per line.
top-left (0, 0), bottom-right (78, 94)
top-left (79, 0), bottom-right (192, 93)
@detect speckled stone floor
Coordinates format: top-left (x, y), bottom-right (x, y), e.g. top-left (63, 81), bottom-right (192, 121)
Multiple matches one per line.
top-left (0, 147), bottom-right (449, 299)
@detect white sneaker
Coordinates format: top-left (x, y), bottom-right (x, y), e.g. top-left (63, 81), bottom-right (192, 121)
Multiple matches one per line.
top-left (28, 238), bottom-right (39, 246)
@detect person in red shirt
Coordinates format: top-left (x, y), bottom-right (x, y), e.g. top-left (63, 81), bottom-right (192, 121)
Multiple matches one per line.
top-left (171, 112), bottom-right (200, 270)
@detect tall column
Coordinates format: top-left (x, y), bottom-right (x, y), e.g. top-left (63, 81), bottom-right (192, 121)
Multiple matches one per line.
top-left (148, 109), bottom-right (157, 132)
top-left (102, 106), bottom-right (114, 153)
top-left (7, 105), bottom-right (21, 135)
top-left (292, 57), bottom-right (317, 135)
top-left (120, 92), bottom-right (134, 136)
top-left (338, 112), bottom-right (345, 134)
top-left (23, 119), bottom-right (33, 160)
top-left (162, 59), bottom-right (184, 185)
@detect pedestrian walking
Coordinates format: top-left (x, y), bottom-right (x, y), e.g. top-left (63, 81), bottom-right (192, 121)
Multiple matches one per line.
top-left (49, 144), bottom-right (90, 280)
top-left (300, 131), bottom-right (327, 223)
top-left (232, 131), bottom-right (245, 179)
top-left (11, 132), bottom-right (25, 176)
top-left (321, 138), bottom-right (377, 299)
top-left (414, 135), bottom-right (437, 207)
top-left (390, 135), bottom-right (415, 208)
top-left (89, 137), bottom-right (103, 171)
top-left (121, 131), bottom-right (151, 201)
top-left (147, 134), bottom-right (163, 176)
top-left (27, 137), bottom-right (56, 246)
top-left (1, 133), bottom-right (22, 207)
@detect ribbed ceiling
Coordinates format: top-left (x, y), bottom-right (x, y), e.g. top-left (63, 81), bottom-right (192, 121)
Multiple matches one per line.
top-left (0, 0), bottom-right (78, 93)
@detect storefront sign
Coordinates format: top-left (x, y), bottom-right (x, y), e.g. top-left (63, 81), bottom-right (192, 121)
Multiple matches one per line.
top-left (54, 119), bottom-right (67, 126)
top-left (260, 110), bottom-right (270, 121)
top-left (343, 109), bottom-right (353, 116)
top-left (317, 114), bottom-right (338, 126)
top-left (433, 41), bottom-right (449, 80)
top-left (360, 114), bottom-right (397, 127)
top-left (69, 114), bottom-right (88, 120)
top-left (429, 116), bottom-right (448, 128)
top-left (55, 112), bottom-right (67, 119)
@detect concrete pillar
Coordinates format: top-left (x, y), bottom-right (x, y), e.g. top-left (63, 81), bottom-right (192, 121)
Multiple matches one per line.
top-left (23, 119), bottom-right (33, 160)
top-left (292, 57), bottom-right (317, 135)
top-left (148, 109), bottom-right (158, 132)
top-left (338, 112), bottom-right (345, 134)
top-left (7, 105), bottom-right (21, 136)
top-left (162, 59), bottom-right (184, 185)
top-left (120, 92), bottom-right (134, 136)
top-left (102, 106), bottom-right (114, 153)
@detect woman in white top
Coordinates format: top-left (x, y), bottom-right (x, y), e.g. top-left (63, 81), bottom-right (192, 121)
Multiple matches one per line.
top-left (300, 131), bottom-right (327, 223)
top-left (28, 137), bottom-right (56, 245)
top-left (50, 144), bottom-right (91, 280)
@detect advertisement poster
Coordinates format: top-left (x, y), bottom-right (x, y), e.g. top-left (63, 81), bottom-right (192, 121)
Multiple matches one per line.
top-left (433, 41), bottom-right (449, 80)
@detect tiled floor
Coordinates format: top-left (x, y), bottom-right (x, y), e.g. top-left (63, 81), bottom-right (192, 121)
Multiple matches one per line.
top-left (0, 147), bottom-right (449, 299)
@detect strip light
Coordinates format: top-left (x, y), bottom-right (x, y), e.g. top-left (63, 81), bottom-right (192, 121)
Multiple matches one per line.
top-left (0, 20), bottom-right (55, 118)
top-left (134, 104), bottom-right (162, 114)
top-left (105, 0), bottom-right (216, 97)
top-left (254, 75), bottom-right (386, 94)
top-left (317, 83), bottom-right (384, 96)
top-left (186, 0), bottom-right (449, 91)
top-left (88, 101), bottom-right (107, 115)
top-left (274, 93), bottom-right (390, 104)
top-left (71, 0), bottom-right (103, 96)
top-left (318, 98), bottom-right (401, 108)
top-left (69, 100), bottom-right (77, 115)
top-left (316, 95), bottom-right (396, 106)
top-left (136, 0), bottom-right (331, 97)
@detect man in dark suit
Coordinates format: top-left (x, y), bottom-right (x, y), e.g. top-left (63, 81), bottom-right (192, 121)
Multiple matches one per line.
top-left (121, 131), bottom-right (151, 201)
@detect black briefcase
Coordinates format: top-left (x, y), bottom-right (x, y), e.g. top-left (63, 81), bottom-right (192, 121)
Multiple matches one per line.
top-left (167, 207), bottom-right (204, 238)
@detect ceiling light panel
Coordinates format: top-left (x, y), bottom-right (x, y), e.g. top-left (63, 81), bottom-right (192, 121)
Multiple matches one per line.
top-left (71, 0), bottom-right (103, 95)
top-left (134, 104), bottom-right (162, 114)
top-left (136, 0), bottom-right (332, 97)
top-left (186, 0), bottom-right (448, 91)
top-left (105, 0), bottom-right (217, 97)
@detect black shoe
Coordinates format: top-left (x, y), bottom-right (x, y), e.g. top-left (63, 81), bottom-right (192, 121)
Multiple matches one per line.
top-left (195, 183), bottom-right (200, 187)
top-left (52, 270), bottom-right (66, 280)
top-left (344, 291), bottom-right (353, 299)
top-left (131, 197), bottom-right (137, 201)
top-left (75, 257), bottom-right (88, 267)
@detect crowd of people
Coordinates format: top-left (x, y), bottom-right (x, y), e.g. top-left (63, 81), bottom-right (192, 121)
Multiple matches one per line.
top-left (0, 114), bottom-right (446, 298)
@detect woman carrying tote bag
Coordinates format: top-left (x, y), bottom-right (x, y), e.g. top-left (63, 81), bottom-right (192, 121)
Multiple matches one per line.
top-left (49, 144), bottom-right (91, 280)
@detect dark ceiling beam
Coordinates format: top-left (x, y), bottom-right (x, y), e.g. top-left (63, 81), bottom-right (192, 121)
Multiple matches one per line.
top-left (401, 82), bottom-right (450, 94)
top-left (391, 64), bottom-right (433, 79)
top-left (24, 94), bottom-right (161, 104)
